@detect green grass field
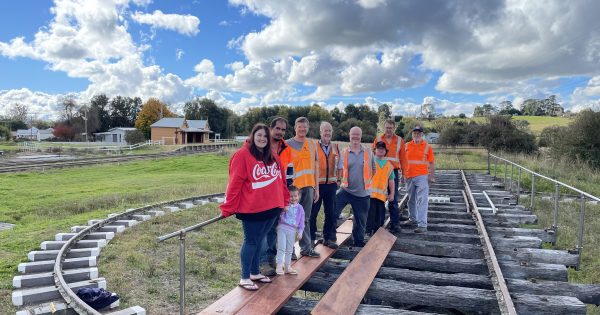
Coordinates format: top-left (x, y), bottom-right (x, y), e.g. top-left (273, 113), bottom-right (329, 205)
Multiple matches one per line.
top-left (0, 154), bottom-right (230, 312)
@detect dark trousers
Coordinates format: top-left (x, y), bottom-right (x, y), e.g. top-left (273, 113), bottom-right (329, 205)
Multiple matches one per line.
top-left (298, 187), bottom-right (315, 252)
top-left (260, 218), bottom-right (278, 265)
top-left (240, 216), bottom-right (277, 278)
top-left (310, 183), bottom-right (338, 242)
top-left (366, 198), bottom-right (386, 234)
top-left (388, 169), bottom-right (401, 227)
top-left (334, 189), bottom-right (370, 246)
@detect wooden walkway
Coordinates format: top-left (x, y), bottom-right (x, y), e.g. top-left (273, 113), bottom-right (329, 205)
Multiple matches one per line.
top-left (199, 220), bottom-right (355, 315)
top-left (198, 171), bottom-right (599, 315)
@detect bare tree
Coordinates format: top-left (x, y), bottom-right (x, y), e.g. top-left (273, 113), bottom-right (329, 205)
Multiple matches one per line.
top-left (61, 97), bottom-right (77, 122)
top-left (8, 103), bottom-right (29, 122)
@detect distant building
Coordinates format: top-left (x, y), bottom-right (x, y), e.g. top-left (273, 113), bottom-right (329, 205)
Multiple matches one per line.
top-left (150, 118), bottom-right (212, 145)
top-left (15, 127), bottom-right (55, 141)
top-left (425, 132), bottom-right (440, 144)
top-left (94, 127), bottom-right (137, 144)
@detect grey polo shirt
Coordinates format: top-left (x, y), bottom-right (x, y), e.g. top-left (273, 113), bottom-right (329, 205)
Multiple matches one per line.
top-left (338, 145), bottom-right (376, 197)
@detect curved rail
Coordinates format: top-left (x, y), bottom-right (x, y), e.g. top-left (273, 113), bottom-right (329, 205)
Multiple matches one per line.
top-left (0, 146), bottom-right (231, 173)
top-left (51, 192), bottom-right (225, 315)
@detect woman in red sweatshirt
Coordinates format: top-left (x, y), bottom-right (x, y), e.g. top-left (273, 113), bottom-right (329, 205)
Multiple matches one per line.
top-left (220, 123), bottom-right (290, 290)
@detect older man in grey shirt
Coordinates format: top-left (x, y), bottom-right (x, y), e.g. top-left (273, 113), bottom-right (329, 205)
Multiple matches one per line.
top-left (333, 126), bottom-right (376, 247)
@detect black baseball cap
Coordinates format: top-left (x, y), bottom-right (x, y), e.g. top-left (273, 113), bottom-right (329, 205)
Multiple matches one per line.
top-left (375, 141), bottom-right (387, 149)
top-left (412, 124), bottom-right (424, 132)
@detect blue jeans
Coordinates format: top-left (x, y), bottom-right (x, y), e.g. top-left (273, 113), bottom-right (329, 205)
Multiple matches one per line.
top-left (311, 183), bottom-right (338, 242)
top-left (387, 169), bottom-right (401, 227)
top-left (407, 175), bottom-right (429, 228)
top-left (334, 189), bottom-right (370, 246)
top-left (240, 216), bottom-right (277, 278)
top-left (260, 219), bottom-right (278, 265)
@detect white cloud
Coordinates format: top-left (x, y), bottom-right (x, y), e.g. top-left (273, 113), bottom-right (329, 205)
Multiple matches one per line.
top-left (0, 88), bottom-right (70, 120)
top-left (131, 10), bottom-right (200, 36)
top-left (176, 49), bottom-right (184, 60)
top-left (194, 59), bottom-right (215, 73)
top-left (0, 0), bottom-right (195, 110)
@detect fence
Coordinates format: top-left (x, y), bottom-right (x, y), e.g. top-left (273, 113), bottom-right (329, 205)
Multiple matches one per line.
top-left (488, 153), bottom-right (600, 269)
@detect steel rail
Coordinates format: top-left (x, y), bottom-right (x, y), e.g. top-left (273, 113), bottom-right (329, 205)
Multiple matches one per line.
top-left (0, 149), bottom-right (222, 173)
top-left (52, 192), bottom-right (224, 314)
top-left (461, 170), bottom-right (517, 315)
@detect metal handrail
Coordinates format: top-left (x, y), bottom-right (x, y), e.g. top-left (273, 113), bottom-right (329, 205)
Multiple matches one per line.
top-left (488, 153), bottom-right (600, 269)
top-left (158, 214), bottom-right (226, 315)
top-left (489, 153), bottom-right (600, 202)
top-left (158, 215), bottom-right (225, 242)
top-left (53, 193), bottom-right (224, 314)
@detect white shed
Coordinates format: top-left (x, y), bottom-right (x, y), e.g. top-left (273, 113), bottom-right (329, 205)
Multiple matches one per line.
top-left (15, 127), bottom-right (55, 141)
top-left (94, 127), bottom-right (137, 144)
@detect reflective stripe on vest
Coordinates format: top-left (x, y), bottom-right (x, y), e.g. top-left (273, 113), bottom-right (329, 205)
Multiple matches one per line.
top-left (291, 139), bottom-right (317, 188)
top-left (379, 135), bottom-right (402, 166)
top-left (317, 142), bottom-right (339, 184)
top-left (371, 160), bottom-right (393, 202)
top-left (407, 142), bottom-right (431, 165)
top-left (341, 145), bottom-right (373, 190)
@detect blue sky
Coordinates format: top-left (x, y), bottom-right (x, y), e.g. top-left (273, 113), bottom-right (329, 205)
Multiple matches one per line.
top-left (1, 0), bottom-right (599, 120)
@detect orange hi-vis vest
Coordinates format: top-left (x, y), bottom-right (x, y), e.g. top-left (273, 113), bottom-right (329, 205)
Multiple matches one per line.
top-left (317, 142), bottom-right (340, 184)
top-left (274, 140), bottom-right (293, 183)
top-left (373, 134), bottom-right (404, 170)
top-left (341, 145), bottom-right (373, 191)
top-left (371, 159), bottom-right (393, 202)
top-left (290, 138), bottom-right (318, 189)
top-left (405, 140), bottom-right (434, 179)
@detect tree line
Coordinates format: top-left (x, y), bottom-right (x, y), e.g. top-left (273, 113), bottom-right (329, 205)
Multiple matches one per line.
top-left (473, 95), bottom-right (564, 117)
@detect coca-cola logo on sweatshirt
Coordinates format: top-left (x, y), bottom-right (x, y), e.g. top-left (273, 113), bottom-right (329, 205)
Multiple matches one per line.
top-left (251, 163), bottom-right (282, 189)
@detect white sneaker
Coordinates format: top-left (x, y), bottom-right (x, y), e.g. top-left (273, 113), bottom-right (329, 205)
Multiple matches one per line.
top-left (285, 265), bottom-right (298, 275)
top-left (275, 264), bottom-right (284, 275)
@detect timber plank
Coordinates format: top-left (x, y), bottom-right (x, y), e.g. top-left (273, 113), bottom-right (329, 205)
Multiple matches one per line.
top-left (233, 220), bottom-right (353, 315)
top-left (311, 228), bottom-right (397, 315)
top-left (198, 220), bottom-right (353, 315)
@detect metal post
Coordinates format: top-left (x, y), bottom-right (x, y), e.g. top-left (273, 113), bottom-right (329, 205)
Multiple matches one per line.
top-left (516, 168), bottom-right (521, 204)
top-left (487, 151), bottom-right (491, 175)
top-left (553, 183), bottom-right (560, 229)
top-left (179, 232), bottom-right (186, 315)
top-left (575, 194), bottom-right (586, 270)
top-left (510, 164), bottom-right (514, 193)
top-left (530, 175), bottom-right (535, 211)
top-left (504, 160), bottom-right (508, 187)
top-left (493, 157), bottom-right (497, 179)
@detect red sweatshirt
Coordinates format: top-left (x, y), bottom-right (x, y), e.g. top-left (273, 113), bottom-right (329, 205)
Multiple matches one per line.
top-left (220, 143), bottom-right (290, 218)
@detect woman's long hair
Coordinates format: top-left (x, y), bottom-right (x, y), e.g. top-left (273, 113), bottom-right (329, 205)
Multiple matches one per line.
top-left (248, 123), bottom-right (276, 165)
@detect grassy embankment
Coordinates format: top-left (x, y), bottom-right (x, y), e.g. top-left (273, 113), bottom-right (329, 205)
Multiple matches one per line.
top-left (426, 115), bottom-right (573, 135)
top-left (0, 153), bottom-right (230, 313)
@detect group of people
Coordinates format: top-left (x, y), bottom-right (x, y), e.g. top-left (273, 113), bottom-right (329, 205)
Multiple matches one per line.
top-left (219, 117), bottom-right (435, 291)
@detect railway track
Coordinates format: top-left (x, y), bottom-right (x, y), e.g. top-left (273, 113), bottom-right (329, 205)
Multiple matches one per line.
top-left (11, 170), bottom-right (600, 314)
top-left (0, 143), bottom-right (237, 173)
top-left (203, 170), bottom-right (599, 314)
top-left (11, 193), bottom-right (226, 315)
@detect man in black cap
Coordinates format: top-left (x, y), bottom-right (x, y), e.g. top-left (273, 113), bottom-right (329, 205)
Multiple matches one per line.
top-left (401, 123), bottom-right (435, 233)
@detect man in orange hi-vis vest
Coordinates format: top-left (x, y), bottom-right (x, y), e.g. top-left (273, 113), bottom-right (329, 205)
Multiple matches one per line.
top-left (335, 126), bottom-right (376, 247)
top-left (286, 117), bottom-right (321, 258)
top-left (311, 121), bottom-right (340, 250)
top-left (372, 119), bottom-right (406, 233)
top-left (401, 123), bottom-right (435, 233)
